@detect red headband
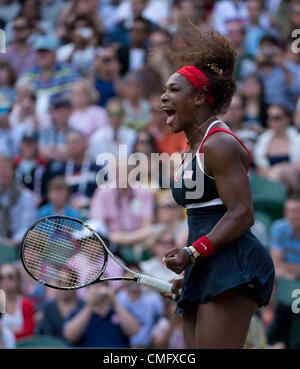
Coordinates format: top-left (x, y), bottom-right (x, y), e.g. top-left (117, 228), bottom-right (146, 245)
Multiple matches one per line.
top-left (176, 65), bottom-right (214, 105)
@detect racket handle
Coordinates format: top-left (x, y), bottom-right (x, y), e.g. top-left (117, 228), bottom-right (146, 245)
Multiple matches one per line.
top-left (137, 274), bottom-right (172, 293)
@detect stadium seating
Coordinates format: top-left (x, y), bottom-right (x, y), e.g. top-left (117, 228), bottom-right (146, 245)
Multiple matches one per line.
top-left (250, 176), bottom-right (287, 221)
top-left (16, 335), bottom-right (70, 348)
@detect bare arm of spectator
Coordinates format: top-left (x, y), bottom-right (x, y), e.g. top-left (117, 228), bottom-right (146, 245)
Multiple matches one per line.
top-left (270, 249), bottom-right (300, 279)
top-left (63, 305), bottom-right (93, 344)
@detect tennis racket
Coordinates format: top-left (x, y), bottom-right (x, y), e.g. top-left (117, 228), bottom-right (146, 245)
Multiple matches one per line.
top-left (20, 216), bottom-right (173, 293)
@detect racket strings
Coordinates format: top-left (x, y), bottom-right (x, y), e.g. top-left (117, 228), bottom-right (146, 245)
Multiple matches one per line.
top-left (23, 218), bottom-right (106, 288)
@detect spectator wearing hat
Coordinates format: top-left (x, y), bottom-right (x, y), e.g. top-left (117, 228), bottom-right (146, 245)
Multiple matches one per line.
top-left (0, 15), bottom-right (36, 77)
top-left (18, 35), bottom-right (78, 114)
top-left (0, 156), bottom-right (37, 248)
top-left (39, 95), bottom-right (73, 161)
top-left (14, 131), bottom-right (46, 206)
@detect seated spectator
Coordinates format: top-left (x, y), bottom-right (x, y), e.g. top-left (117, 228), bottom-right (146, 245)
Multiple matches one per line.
top-left (89, 97), bottom-right (137, 161)
top-left (226, 19), bottom-right (256, 82)
top-left (0, 315), bottom-right (16, 348)
top-left (0, 263), bottom-right (35, 341)
top-left (69, 79), bottom-right (109, 138)
top-left (90, 159), bottom-right (155, 262)
top-left (240, 73), bottom-right (267, 129)
top-left (0, 112), bottom-right (14, 157)
top-left (140, 230), bottom-right (178, 282)
top-left (92, 46), bottom-right (122, 107)
top-left (56, 17), bottom-right (98, 77)
top-left (57, 0), bottom-right (105, 44)
top-left (116, 264), bottom-right (163, 348)
top-left (0, 61), bottom-right (16, 116)
top-left (147, 94), bottom-right (186, 155)
top-left (42, 130), bottom-right (103, 215)
top-left (39, 285), bottom-right (84, 340)
top-left (256, 34), bottom-right (300, 112)
top-left (0, 156), bottom-right (37, 248)
top-left (270, 193), bottom-right (300, 280)
top-left (40, 0), bottom-right (66, 28)
top-left (268, 193), bottom-right (300, 349)
top-left (116, 16), bottom-right (151, 75)
top-left (0, 15), bottom-right (36, 77)
top-left (0, 0), bottom-right (21, 25)
top-left (39, 95), bottom-right (73, 161)
top-left (63, 284), bottom-right (139, 348)
top-left (253, 104), bottom-right (300, 193)
top-left (39, 176), bottom-right (82, 219)
top-left (18, 35), bottom-right (78, 114)
top-left (120, 71), bottom-right (151, 131)
top-left (151, 299), bottom-right (185, 349)
top-left (14, 131), bottom-right (46, 206)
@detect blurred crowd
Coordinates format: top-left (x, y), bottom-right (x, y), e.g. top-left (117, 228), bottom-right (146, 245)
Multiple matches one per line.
top-left (0, 0), bottom-right (300, 349)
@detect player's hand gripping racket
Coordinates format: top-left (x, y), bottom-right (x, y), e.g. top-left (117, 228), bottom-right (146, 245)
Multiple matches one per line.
top-left (21, 216), bottom-right (172, 293)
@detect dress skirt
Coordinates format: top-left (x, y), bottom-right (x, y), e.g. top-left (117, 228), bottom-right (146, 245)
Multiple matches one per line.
top-left (176, 205), bottom-right (275, 314)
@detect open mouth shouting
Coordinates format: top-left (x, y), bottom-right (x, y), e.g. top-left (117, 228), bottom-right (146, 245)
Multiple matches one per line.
top-left (161, 106), bottom-right (176, 125)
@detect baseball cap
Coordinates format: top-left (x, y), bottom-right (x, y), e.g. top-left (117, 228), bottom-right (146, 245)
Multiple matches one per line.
top-left (22, 131), bottom-right (39, 142)
top-left (49, 95), bottom-right (71, 109)
top-left (34, 35), bottom-right (59, 51)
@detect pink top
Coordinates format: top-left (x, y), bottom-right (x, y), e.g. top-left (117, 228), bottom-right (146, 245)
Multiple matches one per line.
top-left (69, 105), bottom-right (109, 138)
top-left (90, 187), bottom-right (155, 233)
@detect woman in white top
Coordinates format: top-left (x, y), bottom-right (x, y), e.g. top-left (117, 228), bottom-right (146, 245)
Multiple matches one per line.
top-left (253, 104), bottom-right (300, 193)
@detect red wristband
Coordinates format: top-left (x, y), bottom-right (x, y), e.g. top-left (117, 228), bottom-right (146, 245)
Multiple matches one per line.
top-left (192, 235), bottom-right (215, 258)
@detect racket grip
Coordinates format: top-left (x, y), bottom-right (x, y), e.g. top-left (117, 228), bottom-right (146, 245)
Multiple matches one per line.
top-left (137, 274), bottom-right (172, 293)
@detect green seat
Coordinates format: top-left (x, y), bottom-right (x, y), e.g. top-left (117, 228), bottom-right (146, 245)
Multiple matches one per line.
top-left (16, 335), bottom-right (70, 348)
top-left (250, 176), bottom-right (287, 221)
top-left (254, 211), bottom-right (273, 235)
top-left (275, 278), bottom-right (300, 306)
top-left (0, 243), bottom-right (18, 266)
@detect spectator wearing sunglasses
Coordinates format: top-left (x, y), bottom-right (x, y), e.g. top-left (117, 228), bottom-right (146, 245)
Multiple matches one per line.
top-left (93, 47), bottom-right (122, 107)
top-left (0, 15), bottom-right (36, 77)
top-left (253, 104), bottom-right (300, 193)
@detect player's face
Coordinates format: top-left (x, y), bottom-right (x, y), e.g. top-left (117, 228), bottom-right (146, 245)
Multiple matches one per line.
top-left (160, 73), bottom-right (199, 134)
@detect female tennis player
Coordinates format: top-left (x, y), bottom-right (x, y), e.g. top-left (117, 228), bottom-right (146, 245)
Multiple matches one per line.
top-left (161, 24), bottom-right (275, 349)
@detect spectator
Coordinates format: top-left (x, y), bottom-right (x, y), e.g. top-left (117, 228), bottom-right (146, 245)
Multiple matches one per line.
top-left (0, 263), bottom-right (35, 341)
top-left (42, 130), bottom-right (102, 215)
top-left (116, 264), bottom-right (164, 348)
top-left (117, 16), bottom-right (151, 75)
top-left (89, 97), bottom-right (137, 161)
top-left (63, 284), bottom-right (140, 348)
top-left (0, 156), bottom-right (37, 248)
top-left (0, 61), bottom-right (16, 116)
top-left (256, 34), bottom-right (300, 112)
top-left (40, 286), bottom-right (84, 340)
top-left (151, 299), bottom-right (185, 349)
top-left (0, 15), bottom-right (36, 77)
top-left (39, 95), bottom-right (73, 162)
top-left (14, 131), bottom-right (46, 206)
top-left (276, 0), bottom-right (300, 40)
top-left (92, 46), bottom-right (122, 107)
top-left (240, 73), bottom-right (267, 129)
top-left (120, 71), bottom-right (151, 131)
top-left (268, 193), bottom-right (300, 349)
top-left (226, 19), bottom-right (256, 82)
top-left (253, 104), bottom-right (300, 193)
top-left (56, 17), bottom-right (98, 77)
top-left (0, 316), bottom-right (16, 348)
top-left (0, 0), bottom-right (21, 25)
top-left (108, 0), bottom-right (158, 47)
top-left (57, 0), bottom-right (104, 43)
top-left (140, 230), bottom-right (178, 282)
top-left (69, 79), bottom-right (109, 138)
top-left (0, 113), bottom-right (14, 157)
top-left (18, 35), bottom-right (78, 114)
top-left (40, 0), bottom-right (66, 28)
top-left (39, 176), bottom-right (82, 219)
top-left (245, 0), bottom-right (269, 57)
top-left (147, 93), bottom-right (186, 155)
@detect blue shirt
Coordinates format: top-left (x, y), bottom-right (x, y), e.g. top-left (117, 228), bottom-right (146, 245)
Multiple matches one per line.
top-left (39, 203), bottom-right (82, 220)
top-left (95, 77), bottom-right (117, 107)
top-left (270, 219), bottom-right (300, 264)
top-left (64, 306), bottom-right (129, 348)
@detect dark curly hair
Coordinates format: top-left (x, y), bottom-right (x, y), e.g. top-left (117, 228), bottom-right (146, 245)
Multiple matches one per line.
top-left (168, 22), bottom-right (237, 114)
